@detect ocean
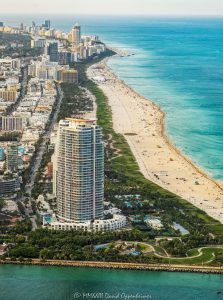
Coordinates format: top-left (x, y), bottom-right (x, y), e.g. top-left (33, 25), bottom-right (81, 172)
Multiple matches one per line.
top-left (0, 265), bottom-right (223, 300)
top-left (2, 15), bottom-right (223, 180)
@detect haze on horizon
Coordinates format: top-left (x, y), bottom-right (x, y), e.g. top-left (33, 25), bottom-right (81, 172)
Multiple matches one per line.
top-left (1, 0), bottom-right (223, 16)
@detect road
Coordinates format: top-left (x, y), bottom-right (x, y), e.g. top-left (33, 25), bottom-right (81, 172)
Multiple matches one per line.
top-left (23, 202), bottom-right (38, 231)
top-left (21, 84), bottom-right (63, 230)
top-left (6, 65), bottom-right (28, 115)
top-left (25, 84), bottom-right (63, 197)
top-left (30, 216), bottom-right (38, 231)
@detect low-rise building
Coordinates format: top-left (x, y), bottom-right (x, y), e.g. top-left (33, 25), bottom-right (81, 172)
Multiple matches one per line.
top-left (0, 116), bottom-right (26, 131)
top-left (60, 69), bottom-right (78, 83)
top-left (0, 176), bottom-right (20, 195)
top-left (0, 89), bottom-right (18, 102)
top-left (2, 200), bottom-right (18, 212)
top-left (45, 214), bottom-right (127, 232)
top-left (145, 218), bottom-right (163, 230)
top-left (31, 38), bottom-right (46, 48)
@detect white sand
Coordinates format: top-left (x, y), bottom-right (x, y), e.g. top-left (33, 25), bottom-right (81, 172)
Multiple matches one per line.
top-left (87, 58), bottom-right (223, 223)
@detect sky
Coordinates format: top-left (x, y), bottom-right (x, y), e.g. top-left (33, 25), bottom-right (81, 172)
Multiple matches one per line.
top-left (1, 0), bottom-right (223, 15)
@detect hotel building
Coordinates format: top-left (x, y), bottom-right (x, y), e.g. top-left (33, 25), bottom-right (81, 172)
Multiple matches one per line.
top-left (70, 23), bottom-right (81, 49)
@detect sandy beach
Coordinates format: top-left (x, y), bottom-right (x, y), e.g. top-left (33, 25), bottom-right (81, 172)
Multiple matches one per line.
top-left (87, 56), bottom-right (223, 223)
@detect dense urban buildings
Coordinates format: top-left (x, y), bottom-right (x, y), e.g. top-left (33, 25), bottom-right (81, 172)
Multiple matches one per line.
top-left (0, 19), bottom-right (126, 231)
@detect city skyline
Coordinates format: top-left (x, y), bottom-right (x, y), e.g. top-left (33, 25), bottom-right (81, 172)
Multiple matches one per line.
top-left (1, 0), bottom-right (223, 15)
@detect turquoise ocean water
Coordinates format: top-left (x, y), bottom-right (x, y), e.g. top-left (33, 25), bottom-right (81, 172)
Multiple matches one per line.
top-left (0, 265), bottom-right (223, 300)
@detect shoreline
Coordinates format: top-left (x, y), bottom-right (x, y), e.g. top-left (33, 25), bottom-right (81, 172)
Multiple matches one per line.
top-left (118, 71), bottom-right (222, 191)
top-left (159, 104), bottom-right (223, 193)
top-left (87, 54), bottom-right (223, 223)
top-left (105, 55), bottom-right (222, 190)
top-left (1, 259), bottom-right (223, 275)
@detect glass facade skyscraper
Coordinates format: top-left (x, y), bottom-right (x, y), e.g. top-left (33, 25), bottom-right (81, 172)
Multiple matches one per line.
top-left (6, 143), bottom-right (18, 173)
top-left (45, 42), bottom-right (58, 62)
top-left (53, 118), bottom-right (104, 223)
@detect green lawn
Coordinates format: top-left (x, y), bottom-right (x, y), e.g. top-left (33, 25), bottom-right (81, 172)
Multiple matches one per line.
top-left (153, 245), bottom-right (168, 256)
top-left (158, 247), bottom-right (223, 265)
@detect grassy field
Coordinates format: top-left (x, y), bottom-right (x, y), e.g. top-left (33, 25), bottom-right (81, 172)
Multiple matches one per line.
top-left (99, 241), bottom-right (223, 265)
top-left (159, 247), bottom-right (223, 265)
top-left (141, 243), bottom-right (223, 265)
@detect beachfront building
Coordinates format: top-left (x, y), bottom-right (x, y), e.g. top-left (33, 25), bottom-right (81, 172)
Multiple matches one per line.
top-left (69, 23), bottom-right (81, 49)
top-left (46, 214), bottom-right (126, 232)
top-left (49, 118), bottom-right (127, 231)
top-left (53, 118), bottom-right (104, 223)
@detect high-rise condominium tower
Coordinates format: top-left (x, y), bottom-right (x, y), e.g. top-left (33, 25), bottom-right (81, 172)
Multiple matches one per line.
top-left (44, 20), bottom-right (51, 29)
top-left (53, 118), bottom-right (104, 223)
top-left (70, 23), bottom-right (81, 48)
top-left (45, 42), bottom-right (58, 62)
top-left (6, 143), bottom-right (18, 173)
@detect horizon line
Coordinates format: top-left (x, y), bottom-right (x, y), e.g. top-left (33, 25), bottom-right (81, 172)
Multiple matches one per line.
top-left (1, 13), bottom-right (223, 17)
